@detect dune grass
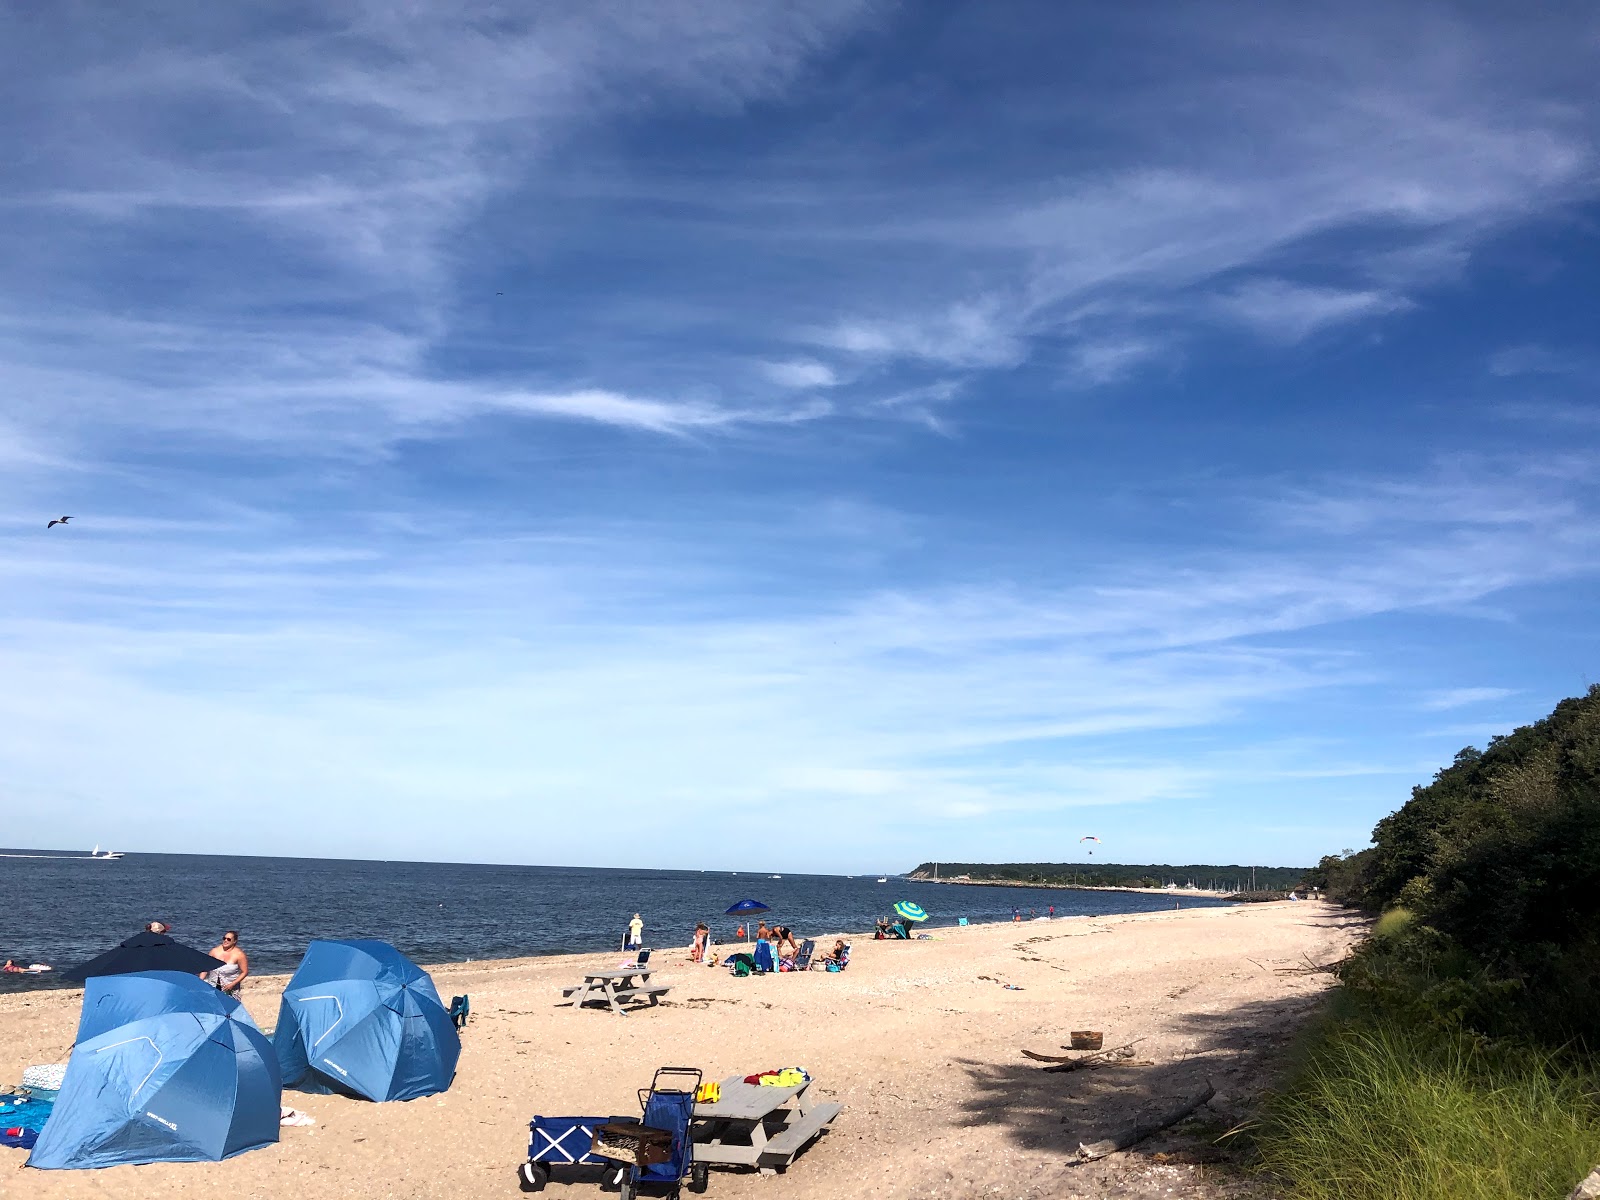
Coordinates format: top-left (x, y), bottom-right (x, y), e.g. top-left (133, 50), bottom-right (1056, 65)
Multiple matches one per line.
top-left (1256, 1017), bottom-right (1600, 1200)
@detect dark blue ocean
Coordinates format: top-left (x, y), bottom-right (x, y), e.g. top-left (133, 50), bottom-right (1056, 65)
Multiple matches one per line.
top-left (0, 851), bottom-right (1233, 989)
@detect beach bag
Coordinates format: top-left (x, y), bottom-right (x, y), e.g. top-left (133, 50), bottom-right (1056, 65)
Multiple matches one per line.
top-left (825, 961), bottom-right (841, 972)
top-left (591, 1121), bottom-right (673, 1167)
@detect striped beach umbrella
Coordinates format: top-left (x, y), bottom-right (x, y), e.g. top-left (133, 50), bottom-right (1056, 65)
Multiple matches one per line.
top-left (893, 900), bottom-right (928, 923)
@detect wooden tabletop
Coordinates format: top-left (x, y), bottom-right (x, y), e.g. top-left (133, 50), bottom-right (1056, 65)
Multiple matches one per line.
top-left (581, 969), bottom-right (652, 982)
top-left (693, 1076), bottom-right (808, 1121)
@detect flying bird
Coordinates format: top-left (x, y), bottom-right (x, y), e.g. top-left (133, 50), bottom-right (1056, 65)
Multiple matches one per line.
top-left (46, 515), bottom-right (71, 529)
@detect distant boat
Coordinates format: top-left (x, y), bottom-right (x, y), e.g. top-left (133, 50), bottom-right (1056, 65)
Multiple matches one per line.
top-left (876, 877), bottom-right (887, 883)
top-left (0, 845), bottom-right (125, 861)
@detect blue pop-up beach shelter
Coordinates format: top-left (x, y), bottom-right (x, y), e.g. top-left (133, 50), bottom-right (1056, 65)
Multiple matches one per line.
top-left (273, 939), bottom-right (459, 1102)
top-left (28, 971), bottom-right (280, 1169)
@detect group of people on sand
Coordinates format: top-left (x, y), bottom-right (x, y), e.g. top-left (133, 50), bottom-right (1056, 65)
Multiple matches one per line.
top-left (685, 919), bottom-right (847, 971)
top-left (4, 920), bottom-right (248, 989)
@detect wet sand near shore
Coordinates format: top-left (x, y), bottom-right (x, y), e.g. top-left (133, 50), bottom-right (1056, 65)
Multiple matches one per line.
top-left (0, 902), bottom-right (1362, 1200)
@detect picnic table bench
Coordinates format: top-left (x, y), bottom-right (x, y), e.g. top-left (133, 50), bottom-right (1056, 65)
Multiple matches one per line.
top-left (692, 1075), bottom-right (842, 1174)
top-left (561, 968), bottom-right (670, 1014)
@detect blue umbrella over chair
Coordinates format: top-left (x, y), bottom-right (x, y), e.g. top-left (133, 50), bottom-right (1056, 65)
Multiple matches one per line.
top-left (29, 971), bottom-right (280, 1169)
top-left (894, 900), bottom-right (929, 924)
top-left (724, 899), bottom-right (771, 946)
top-left (273, 940), bottom-right (459, 1102)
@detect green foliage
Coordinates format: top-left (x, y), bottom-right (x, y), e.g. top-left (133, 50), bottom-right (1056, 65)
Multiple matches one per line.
top-left (1306, 847), bottom-right (1377, 905)
top-left (1349, 685), bottom-right (1600, 1048)
top-left (1255, 1014), bottom-right (1600, 1200)
top-left (1256, 688), bottom-right (1600, 1197)
top-left (1372, 907), bottom-right (1415, 941)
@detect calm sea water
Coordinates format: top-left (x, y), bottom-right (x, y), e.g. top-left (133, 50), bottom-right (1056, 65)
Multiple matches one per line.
top-left (0, 851), bottom-right (1233, 990)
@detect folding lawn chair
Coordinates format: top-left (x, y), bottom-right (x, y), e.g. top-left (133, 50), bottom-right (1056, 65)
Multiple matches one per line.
top-left (793, 939), bottom-right (817, 971)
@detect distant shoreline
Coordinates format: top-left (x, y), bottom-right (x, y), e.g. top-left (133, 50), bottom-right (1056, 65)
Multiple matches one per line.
top-left (910, 875), bottom-right (1238, 897)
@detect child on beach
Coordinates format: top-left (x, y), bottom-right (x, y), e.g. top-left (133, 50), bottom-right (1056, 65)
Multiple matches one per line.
top-left (690, 923), bottom-right (709, 962)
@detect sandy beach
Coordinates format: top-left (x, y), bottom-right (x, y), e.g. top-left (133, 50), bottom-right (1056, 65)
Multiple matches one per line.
top-left (0, 902), bottom-right (1362, 1200)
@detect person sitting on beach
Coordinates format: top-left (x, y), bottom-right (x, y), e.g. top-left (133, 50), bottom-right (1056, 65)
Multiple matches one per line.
top-left (690, 923), bottom-right (709, 962)
top-left (775, 927), bottom-right (800, 968)
top-left (874, 917), bottom-right (890, 940)
top-left (205, 930), bottom-right (249, 994)
top-left (822, 939), bottom-right (850, 969)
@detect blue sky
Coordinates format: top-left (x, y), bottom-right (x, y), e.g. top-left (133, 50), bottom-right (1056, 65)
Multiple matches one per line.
top-left (1, 2), bottom-right (1597, 872)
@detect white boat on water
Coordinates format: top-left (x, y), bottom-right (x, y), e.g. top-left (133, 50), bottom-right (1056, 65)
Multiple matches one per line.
top-left (0, 845), bottom-right (124, 860)
top-left (876, 877), bottom-right (887, 883)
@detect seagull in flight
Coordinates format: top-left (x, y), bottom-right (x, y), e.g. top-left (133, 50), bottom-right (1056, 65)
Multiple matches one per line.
top-left (46, 515), bottom-right (71, 529)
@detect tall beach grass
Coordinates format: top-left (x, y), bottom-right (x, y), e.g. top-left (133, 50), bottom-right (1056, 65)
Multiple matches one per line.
top-left (1256, 1017), bottom-right (1600, 1200)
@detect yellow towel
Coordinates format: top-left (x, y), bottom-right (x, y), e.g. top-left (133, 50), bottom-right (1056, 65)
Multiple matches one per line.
top-left (759, 1068), bottom-right (806, 1087)
top-left (695, 1082), bottom-right (721, 1103)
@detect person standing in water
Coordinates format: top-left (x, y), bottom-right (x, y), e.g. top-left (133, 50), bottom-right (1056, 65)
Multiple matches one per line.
top-left (206, 930), bottom-right (249, 994)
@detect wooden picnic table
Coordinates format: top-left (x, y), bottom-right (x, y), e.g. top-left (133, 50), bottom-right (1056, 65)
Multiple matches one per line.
top-left (692, 1075), bottom-right (842, 1173)
top-left (562, 968), bottom-right (670, 1014)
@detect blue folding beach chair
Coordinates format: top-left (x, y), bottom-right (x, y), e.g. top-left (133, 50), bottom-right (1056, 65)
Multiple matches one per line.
top-left (792, 939), bottom-right (816, 971)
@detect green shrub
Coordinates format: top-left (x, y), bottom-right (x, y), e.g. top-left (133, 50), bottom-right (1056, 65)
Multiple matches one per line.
top-left (1373, 907), bottom-right (1415, 941)
top-left (1256, 1016), bottom-right (1600, 1200)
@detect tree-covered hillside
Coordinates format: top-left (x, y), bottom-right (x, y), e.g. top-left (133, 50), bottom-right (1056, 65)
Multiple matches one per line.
top-left (908, 862), bottom-right (1310, 890)
top-left (1315, 683), bottom-right (1600, 1046)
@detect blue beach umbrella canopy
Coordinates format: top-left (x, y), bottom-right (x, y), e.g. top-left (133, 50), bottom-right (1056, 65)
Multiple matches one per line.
top-left (28, 971), bottom-right (280, 1169)
top-left (273, 939), bottom-right (459, 1103)
top-left (894, 901), bottom-right (929, 923)
top-left (62, 932), bottom-right (222, 982)
top-left (724, 899), bottom-right (771, 917)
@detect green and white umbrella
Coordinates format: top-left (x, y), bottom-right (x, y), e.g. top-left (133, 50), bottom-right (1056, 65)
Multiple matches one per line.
top-left (893, 900), bottom-right (928, 923)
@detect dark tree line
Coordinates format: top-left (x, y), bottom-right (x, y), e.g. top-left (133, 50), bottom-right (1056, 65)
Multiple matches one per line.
top-left (909, 862), bottom-right (1310, 890)
top-left (1313, 685), bottom-right (1600, 1048)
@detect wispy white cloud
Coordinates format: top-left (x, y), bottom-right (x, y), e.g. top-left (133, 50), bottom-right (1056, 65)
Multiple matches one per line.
top-left (1, 450), bottom-right (1594, 865)
top-left (1489, 344), bottom-right (1596, 378)
top-left (1420, 687), bottom-right (1518, 711)
top-left (1215, 280), bottom-right (1410, 342)
top-left (763, 359), bottom-right (839, 389)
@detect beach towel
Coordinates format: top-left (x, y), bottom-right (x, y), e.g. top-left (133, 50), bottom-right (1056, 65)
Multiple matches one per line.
top-left (753, 941), bottom-right (776, 973)
top-left (0, 1091), bottom-right (54, 1149)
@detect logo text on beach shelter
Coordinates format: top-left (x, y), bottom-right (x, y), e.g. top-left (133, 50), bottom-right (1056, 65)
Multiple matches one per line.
top-left (321, 1058), bottom-right (350, 1077)
top-left (145, 1111), bottom-right (178, 1131)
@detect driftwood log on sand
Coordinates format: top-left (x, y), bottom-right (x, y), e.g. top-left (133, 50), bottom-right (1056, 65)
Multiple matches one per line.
top-left (1020, 1038), bottom-right (1146, 1072)
top-left (1069, 1082), bottom-right (1217, 1162)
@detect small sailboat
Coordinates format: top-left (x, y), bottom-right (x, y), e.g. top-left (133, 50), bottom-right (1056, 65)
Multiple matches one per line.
top-left (90, 845), bottom-right (124, 860)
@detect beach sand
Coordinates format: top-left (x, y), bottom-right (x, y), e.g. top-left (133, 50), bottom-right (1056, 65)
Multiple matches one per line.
top-left (0, 901), bottom-right (1362, 1199)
